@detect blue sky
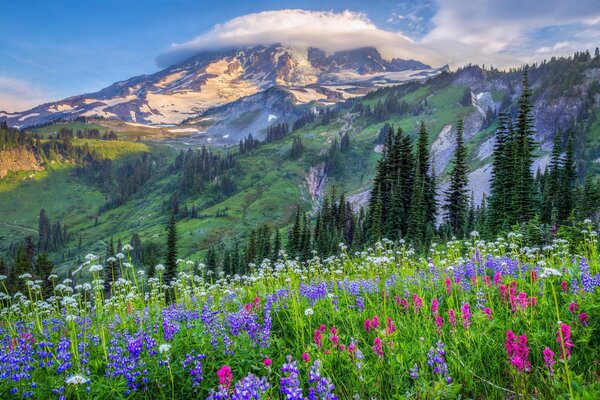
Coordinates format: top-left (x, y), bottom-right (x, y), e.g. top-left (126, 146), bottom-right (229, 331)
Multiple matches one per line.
top-left (1, 0), bottom-right (598, 111)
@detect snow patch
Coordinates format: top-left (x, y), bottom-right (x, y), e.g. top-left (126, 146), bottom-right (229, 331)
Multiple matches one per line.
top-left (268, 114), bottom-right (277, 122)
top-left (168, 128), bottom-right (200, 133)
top-left (18, 113), bottom-right (40, 122)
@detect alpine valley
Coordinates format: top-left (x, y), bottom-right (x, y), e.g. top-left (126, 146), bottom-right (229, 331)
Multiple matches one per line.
top-left (1, 45), bottom-right (600, 268)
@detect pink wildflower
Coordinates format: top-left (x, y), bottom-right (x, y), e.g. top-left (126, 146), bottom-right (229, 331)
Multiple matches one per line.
top-left (568, 302), bottom-right (579, 314)
top-left (460, 303), bottom-right (472, 329)
top-left (542, 347), bottom-right (555, 375)
top-left (263, 358), bottom-right (272, 367)
top-left (314, 329), bottom-right (323, 348)
top-left (445, 276), bottom-right (452, 295)
top-left (412, 293), bottom-right (423, 313)
top-left (505, 330), bottom-right (530, 372)
top-left (493, 272), bottom-right (502, 285)
top-left (217, 365), bottom-right (233, 388)
top-left (561, 281), bottom-right (568, 293)
top-left (372, 337), bottom-right (384, 358)
top-left (448, 309), bottom-right (457, 328)
top-left (579, 312), bottom-right (589, 326)
top-left (302, 352), bottom-right (310, 362)
top-left (363, 319), bottom-right (372, 332)
top-left (371, 315), bottom-right (380, 329)
top-left (319, 324), bottom-right (327, 332)
top-left (386, 317), bottom-right (396, 335)
top-left (434, 315), bottom-right (444, 333)
top-left (484, 275), bottom-right (491, 287)
top-left (556, 323), bottom-right (574, 359)
top-left (431, 298), bottom-right (439, 314)
top-left (483, 307), bottom-right (492, 319)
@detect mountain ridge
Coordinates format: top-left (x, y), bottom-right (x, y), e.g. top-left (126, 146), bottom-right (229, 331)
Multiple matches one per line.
top-left (0, 45), bottom-right (440, 129)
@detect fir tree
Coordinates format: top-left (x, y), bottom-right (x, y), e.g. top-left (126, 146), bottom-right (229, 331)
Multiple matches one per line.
top-left (36, 253), bottom-right (54, 298)
top-left (558, 134), bottom-right (575, 222)
top-left (443, 120), bottom-right (469, 237)
top-left (164, 208), bottom-right (178, 288)
top-left (514, 68), bottom-right (537, 221)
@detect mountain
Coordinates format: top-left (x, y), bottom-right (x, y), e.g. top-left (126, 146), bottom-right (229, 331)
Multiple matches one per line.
top-left (2, 51), bottom-right (599, 266)
top-left (0, 45), bottom-right (442, 129)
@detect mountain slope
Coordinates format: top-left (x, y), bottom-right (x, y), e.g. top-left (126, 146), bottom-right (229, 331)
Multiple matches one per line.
top-left (1, 45), bottom-right (441, 128)
top-left (2, 53), bottom-right (600, 266)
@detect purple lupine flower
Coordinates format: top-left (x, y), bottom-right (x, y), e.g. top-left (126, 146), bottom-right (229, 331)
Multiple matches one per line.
top-left (281, 355), bottom-right (304, 399)
top-left (427, 341), bottom-right (451, 383)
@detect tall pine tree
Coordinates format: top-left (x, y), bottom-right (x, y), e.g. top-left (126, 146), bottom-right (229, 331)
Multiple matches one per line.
top-left (443, 120), bottom-right (469, 237)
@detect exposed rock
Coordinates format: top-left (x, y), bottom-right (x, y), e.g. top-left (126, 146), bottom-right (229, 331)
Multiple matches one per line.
top-left (0, 148), bottom-right (43, 178)
top-left (305, 162), bottom-right (328, 211)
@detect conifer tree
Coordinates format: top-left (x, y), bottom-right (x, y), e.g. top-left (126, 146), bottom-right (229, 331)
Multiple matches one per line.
top-left (443, 120), bottom-right (469, 237)
top-left (273, 229), bottom-right (282, 260)
top-left (36, 253), bottom-right (53, 298)
top-left (514, 68), bottom-right (537, 221)
top-left (164, 208), bottom-right (178, 288)
top-left (558, 134), bottom-right (575, 222)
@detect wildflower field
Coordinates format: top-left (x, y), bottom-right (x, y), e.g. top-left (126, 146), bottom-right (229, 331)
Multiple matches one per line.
top-left (2, 230), bottom-right (600, 399)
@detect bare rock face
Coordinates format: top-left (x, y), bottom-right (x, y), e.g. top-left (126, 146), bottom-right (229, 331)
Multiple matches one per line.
top-left (1, 45), bottom-right (437, 129)
top-left (305, 162), bottom-right (328, 210)
top-left (0, 148), bottom-right (44, 178)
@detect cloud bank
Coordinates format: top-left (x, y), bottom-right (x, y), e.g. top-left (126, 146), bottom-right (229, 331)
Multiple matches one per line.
top-left (158, 4), bottom-right (600, 69)
top-left (156, 9), bottom-right (444, 68)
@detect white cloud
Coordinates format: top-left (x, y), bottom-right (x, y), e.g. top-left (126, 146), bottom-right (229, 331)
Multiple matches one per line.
top-left (158, 4), bottom-right (600, 70)
top-left (0, 77), bottom-right (51, 112)
top-left (424, 0), bottom-right (600, 63)
top-left (157, 9), bottom-right (444, 67)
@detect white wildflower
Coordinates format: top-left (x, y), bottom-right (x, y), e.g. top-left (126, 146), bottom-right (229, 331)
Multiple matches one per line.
top-left (65, 374), bottom-right (88, 385)
top-left (159, 344), bottom-right (171, 354)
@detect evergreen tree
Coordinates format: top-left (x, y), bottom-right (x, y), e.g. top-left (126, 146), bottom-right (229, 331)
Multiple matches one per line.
top-left (273, 229), bottom-right (282, 260)
top-left (35, 253), bottom-right (54, 298)
top-left (558, 134), bottom-right (575, 222)
top-left (163, 209), bottom-right (178, 288)
top-left (443, 120), bottom-right (469, 237)
top-left (514, 68), bottom-right (537, 221)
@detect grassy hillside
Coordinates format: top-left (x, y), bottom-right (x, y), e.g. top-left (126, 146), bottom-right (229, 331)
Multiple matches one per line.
top-left (3, 60), bottom-right (600, 272)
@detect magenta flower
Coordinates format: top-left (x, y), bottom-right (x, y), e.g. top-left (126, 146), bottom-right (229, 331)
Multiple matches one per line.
top-left (434, 315), bottom-right (444, 333)
top-left (542, 347), bottom-right (555, 375)
top-left (448, 309), bottom-right (457, 328)
top-left (579, 312), bottom-right (589, 326)
top-left (484, 275), bottom-right (491, 287)
top-left (372, 337), bottom-right (384, 358)
top-left (302, 352), bottom-right (310, 362)
top-left (445, 276), bottom-right (452, 295)
top-left (557, 323), bottom-right (574, 359)
top-left (329, 332), bottom-right (339, 348)
top-left (314, 329), bottom-right (323, 348)
top-left (363, 319), bottom-right (372, 332)
top-left (319, 324), bottom-right (327, 332)
top-left (460, 303), bottom-right (471, 329)
top-left (493, 272), bottom-right (502, 285)
top-left (386, 317), bottom-right (396, 335)
top-left (505, 330), bottom-right (530, 372)
top-left (561, 281), bottom-right (568, 293)
top-left (217, 365), bottom-right (233, 388)
top-left (530, 297), bottom-right (537, 307)
top-left (263, 358), bottom-right (272, 367)
top-left (412, 293), bottom-right (423, 313)
top-left (483, 307), bottom-right (492, 319)
top-left (568, 302), bottom-right (579, 314)
top-left (371, 315), bottom-right (380, 329)
top-left (431, 298), bottom-right (439, 314)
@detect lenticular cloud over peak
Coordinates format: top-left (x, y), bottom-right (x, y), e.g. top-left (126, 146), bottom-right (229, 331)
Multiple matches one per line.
top-left (156, 9), bottom-right (436, 67)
